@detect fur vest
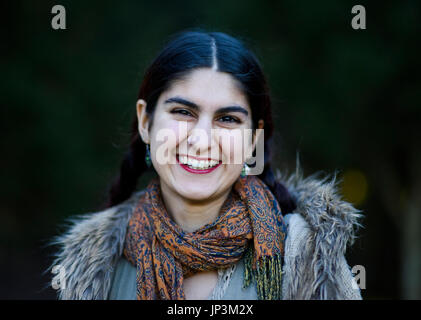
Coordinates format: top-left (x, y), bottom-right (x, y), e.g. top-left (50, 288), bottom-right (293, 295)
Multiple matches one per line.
top-left (49, 166), bottom-right (363, 300)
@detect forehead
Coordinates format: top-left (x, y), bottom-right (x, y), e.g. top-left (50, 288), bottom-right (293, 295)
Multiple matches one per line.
top-left (159, 68), bottom-right (250, 112)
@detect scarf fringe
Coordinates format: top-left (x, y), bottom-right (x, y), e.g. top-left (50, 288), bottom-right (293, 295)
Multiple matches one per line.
top-left (243, 246), bottom-right (283, 300)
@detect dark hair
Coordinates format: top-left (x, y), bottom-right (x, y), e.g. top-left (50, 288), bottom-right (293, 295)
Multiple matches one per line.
top-left (104, 30), bottom-right (296, 215)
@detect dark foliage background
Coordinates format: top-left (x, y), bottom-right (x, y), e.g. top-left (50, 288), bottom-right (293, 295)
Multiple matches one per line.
top-left (1, 0), bottom-right (420, 299)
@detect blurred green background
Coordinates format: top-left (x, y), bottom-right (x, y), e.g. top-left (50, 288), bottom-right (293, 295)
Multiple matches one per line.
top-left (1, 0), bottom-right (420, 299)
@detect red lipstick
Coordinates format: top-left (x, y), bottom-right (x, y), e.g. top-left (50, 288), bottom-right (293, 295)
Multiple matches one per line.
top-left (176, 155), bottom-right (221, 174)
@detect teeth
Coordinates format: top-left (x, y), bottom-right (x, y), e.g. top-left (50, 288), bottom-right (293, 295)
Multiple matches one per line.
top-left (179, 156), bottom-right (219, 170)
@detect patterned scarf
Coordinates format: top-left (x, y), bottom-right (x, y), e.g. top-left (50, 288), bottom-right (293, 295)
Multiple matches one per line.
top-left (123, 175), bottom-right (286, 300)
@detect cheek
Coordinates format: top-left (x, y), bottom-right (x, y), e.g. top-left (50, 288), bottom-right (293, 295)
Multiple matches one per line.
top-left (216, 129), bottom-right (248, 164)
top-left (150, 119), bottom-right (193, 165)
top-left (149, 118), bottom-right (178, 165)
top-left (174, 121), bottom-right (192, 152)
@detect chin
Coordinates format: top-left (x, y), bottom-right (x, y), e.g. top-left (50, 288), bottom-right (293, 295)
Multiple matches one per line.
top-left (174, 181), bottom-right (218, 201)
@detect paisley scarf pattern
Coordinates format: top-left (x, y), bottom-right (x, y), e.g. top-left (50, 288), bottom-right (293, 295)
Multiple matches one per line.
top-left (123, 175), bottom-right (286, 300)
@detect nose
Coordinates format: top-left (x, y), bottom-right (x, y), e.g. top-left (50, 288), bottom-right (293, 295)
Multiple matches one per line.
top-left (187, 117), bottom-right (217, 158)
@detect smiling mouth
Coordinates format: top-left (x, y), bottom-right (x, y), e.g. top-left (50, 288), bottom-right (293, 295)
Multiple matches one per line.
top-left (176, 155), bottom-right (221, 174)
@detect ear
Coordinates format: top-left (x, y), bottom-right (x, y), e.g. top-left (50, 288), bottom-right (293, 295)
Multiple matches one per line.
top-left (136, 99), bottom-right (150, 144)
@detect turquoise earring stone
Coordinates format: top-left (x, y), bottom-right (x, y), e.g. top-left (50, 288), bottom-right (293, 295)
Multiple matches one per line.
top-left (241, 164), bottom-right (247, 178)
top-left (145, 144), bottom-right (152, 168)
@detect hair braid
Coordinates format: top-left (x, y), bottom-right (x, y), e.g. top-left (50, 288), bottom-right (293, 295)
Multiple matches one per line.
top-left (103, 118), bottom-right (147, 208)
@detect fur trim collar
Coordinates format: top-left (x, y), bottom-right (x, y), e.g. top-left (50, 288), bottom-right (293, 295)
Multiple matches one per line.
top-left (49, 164), bottom-right (362, 300)
top-left (276, 165), bottom-right (362, 299)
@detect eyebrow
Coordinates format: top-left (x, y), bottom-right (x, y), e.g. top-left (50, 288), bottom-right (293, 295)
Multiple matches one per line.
top-left (164, 96), bottom-right (249, 116)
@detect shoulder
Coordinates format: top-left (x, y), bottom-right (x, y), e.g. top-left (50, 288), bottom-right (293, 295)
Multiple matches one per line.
top-left (277, 165), bottom-right (363, 299)
top-left (277, 164), bottom-right (363, 257)
top-left (282, 212), bottom-right (362, 299)
top-left (49, 191), bottom-right (144, 299)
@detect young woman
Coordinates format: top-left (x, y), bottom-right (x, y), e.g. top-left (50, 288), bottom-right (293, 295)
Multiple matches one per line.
top-left (51, 30), bottom-right (362, 300)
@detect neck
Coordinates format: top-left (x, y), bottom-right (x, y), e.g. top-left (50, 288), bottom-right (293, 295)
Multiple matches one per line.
top-left (159, 180), bottom-right (231, 233)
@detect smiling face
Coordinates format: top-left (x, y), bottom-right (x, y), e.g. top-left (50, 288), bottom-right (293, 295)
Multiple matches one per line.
top-left (137, 67), bottom-right (256, 202)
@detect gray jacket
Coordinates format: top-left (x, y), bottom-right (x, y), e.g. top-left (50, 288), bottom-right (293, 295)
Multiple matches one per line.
top-left (50, 167), bottom-right (363, 300)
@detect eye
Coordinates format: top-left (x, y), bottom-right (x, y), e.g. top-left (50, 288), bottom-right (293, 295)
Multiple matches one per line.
top-left (170, 108), bottom-right (194, 117)
top-left (217, 115), bottom-right (241, 124)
